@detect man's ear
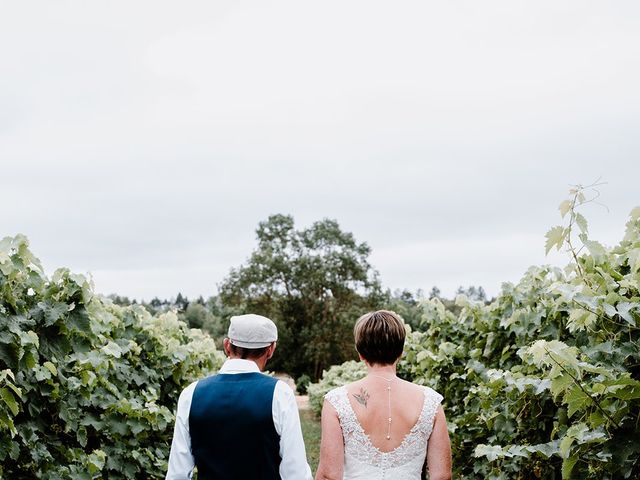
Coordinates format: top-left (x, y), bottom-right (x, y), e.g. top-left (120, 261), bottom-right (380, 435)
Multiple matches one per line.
top-left (223, 338), bottom-right (232, 357)
top-left (266, 341), bottom-right (276, 360)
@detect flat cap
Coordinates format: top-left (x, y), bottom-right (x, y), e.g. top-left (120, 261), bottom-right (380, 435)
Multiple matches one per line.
top-left (228, 314), bottom-right (278, 349)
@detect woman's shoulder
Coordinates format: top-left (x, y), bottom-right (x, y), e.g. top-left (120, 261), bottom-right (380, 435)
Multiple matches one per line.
top-left (400, 379), bottom-right (444, 403)
top-left (324, 384), bottom-right (354, 416)
top-left (324, 380), bottom-right (361, 400)
top-left (422, 385), bottom-right (444, 404)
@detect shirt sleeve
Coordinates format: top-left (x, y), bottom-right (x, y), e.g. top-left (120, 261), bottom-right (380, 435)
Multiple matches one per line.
top-left (272, 380), bottom-right (313, 480)
top-left (166, 381), bottom-right (198, 480)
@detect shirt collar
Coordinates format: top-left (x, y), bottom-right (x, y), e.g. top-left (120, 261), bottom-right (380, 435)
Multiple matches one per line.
top-left (219, 358), bottom-right (261, 374)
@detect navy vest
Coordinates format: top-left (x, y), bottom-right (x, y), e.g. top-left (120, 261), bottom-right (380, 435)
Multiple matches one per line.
top-left (189, 372), bottom-right (281, 480)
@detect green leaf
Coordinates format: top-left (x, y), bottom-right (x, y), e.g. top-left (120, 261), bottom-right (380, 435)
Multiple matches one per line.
top-left (474, 444), bottom-right (503, 461)
top-left (582, 238), bottom-right (607, 263)
top-left (567, 309), bottom-right (596, 332)
top-left (545, 226), bottom-right (568, 254)
top-left (0, 388), bottom-right (19, 416)
top-left (564, 386), bottom-right (591, 417)
top-left (77, 426), bottom-right (88, 447)
top-left (38, 301), bottom-right (69, 326)
top-left (575, 213), bottom-right (588, 235)
top-left (43, 361), bottom-right (57, 376)
top-left (616, 302), bottom-right (636, 326)
top-left (87, 449), bottom-right (106, 474)
top-left (627, 248), bottom-right (640, 273)
top-left (560, 434), bottom-right (574, 459)
top-left (559, 200), bottom-right (573, 218)
top-left (562, 455), bottom-right (578, 479)
top-left (551, 374), bottom-right (575, 398)
top-left (101, 341), bottom-right (122, 358)
top-left (630, 206), bottom-right (640, 221)
top-left (524, 440), bottom-right (560, 458)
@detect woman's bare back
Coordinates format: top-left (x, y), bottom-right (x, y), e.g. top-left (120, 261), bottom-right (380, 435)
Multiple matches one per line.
top-left (345, 377), bottom-right (427, 452)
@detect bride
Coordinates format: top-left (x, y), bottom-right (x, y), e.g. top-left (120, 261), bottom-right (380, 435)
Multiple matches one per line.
top-left (315, 310), bottom-right (452, 480)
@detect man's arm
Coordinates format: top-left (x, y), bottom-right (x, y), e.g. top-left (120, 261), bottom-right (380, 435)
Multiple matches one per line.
top-left (273, 381), bottom-right (313, 480)
top-left (166, 382), bottom-right (197, 480)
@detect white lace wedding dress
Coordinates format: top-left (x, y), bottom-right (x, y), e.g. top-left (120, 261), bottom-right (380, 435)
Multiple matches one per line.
top-left (325, 385), bottom-right (443, 480)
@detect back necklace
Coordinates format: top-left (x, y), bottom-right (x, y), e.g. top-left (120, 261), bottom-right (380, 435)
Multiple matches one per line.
top-left (370, 374), bottom-right (396, 440)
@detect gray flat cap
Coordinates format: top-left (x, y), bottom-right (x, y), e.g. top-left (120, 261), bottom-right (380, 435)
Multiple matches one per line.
top-left (228, 314), bottom-right (278, 348)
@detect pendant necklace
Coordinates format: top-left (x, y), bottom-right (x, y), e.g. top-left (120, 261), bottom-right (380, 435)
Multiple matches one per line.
top-left (371, 374), bottom-right (395, 440)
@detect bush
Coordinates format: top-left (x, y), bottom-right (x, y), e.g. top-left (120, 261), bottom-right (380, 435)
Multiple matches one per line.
top-left (295, 374), bottom-right (312, 395)
top-left (308, 360), bottom-right (366, 415)
top-left (0, 235), bottom-right (224, 479)
top-left (308, 192), bottom-right (640, 479)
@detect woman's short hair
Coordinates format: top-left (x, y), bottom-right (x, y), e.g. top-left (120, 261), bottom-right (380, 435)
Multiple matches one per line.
top-left (354, 310), bottom-right (406, 365)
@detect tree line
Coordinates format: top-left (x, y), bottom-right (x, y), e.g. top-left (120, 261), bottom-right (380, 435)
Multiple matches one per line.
top-left (110, 214), bottom-right (490, 382)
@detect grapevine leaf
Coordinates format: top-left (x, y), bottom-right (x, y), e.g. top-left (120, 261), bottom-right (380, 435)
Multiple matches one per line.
top-left (627, 248), bottom-right (640, 273)
top-left (87, 449), bottom-right (106, 474)
top-left (545, 226), bottom-right (568, 254)
top-left (101, 341), bottom-right (122, 358)
top-left (559, 200), bottom-right (572, 218)
top-left (564, 386), bottom-right (591, 418)
top-left (582, 239), bottom-right (607, 263)
top-left (562, 455), bottom-right (578, 478)
top-left (474, 444), bottom-right (503, 461)
top-left (575, 213), bottom-right (588, 235)
top-left (0, 387), bottom-right (19, 416)
top-left (616, 302), bottom-right (636, 326)
top-left (567, 309), bottom-right (596, 332)
top-left (43, 361), bottom-right (57, 376)
top-left (524, 440), bottom-right (560, 458)
top-left (560, 434), bottom-right (574, 459)
top-left (551, 374), bottom-right (575, 398)
top-left (603, 303), bottom-right (617, 318)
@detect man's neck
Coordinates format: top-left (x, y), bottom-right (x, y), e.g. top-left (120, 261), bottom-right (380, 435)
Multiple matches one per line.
top-left (227, 356), bottom-right (266, 371)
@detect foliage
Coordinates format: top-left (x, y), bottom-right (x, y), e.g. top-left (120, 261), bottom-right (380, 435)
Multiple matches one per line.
top-left (295, 374), bottom-right (312, 395)
top-left (387, 289), bottom-right (426, 330)
top-left (180, 301), bottom-right (228, 344)
top-left (307, 360), bottom-right (366, 415)
top-left (0, 235), bottom-right (224, 479)
top-left (309, 188), bottom-right (640, 479)
top-left (219, 214), bottom-right (386, 380)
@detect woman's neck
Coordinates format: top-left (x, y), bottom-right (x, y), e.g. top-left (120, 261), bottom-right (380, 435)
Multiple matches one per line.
top-left (365, 363), bottom-right (397, 378)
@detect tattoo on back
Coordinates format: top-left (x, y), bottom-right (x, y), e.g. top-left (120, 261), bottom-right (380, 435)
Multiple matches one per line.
top-left (353, 388), bottom-right (370, 408)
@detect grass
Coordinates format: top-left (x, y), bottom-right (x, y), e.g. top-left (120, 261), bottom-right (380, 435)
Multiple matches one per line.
top-left (300, 408), bottom-right (321, 474)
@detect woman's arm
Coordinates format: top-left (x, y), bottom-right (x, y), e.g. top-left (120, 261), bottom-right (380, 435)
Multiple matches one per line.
top-left (315, 399), bottom-right (344, 480)
top-left (426, 406), bottom-right (452, 480)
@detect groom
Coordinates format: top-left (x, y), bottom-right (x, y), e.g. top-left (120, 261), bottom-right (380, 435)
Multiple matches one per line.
top-left (165, 314), bottom-right (312, 480)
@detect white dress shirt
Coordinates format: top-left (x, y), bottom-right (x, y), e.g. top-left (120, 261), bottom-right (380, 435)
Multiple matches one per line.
top-left (166, 359), bottom-right (312, 480)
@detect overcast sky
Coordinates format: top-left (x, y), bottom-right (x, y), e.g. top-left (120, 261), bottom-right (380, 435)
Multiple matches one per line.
top-left (1, 1), bottom-right (639, 301)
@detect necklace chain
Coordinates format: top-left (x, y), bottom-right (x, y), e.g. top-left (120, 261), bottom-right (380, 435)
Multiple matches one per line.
top-left (369, 374), bottom-right (395, 440)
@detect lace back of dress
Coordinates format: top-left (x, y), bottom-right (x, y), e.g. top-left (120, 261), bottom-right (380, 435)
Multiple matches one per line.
top-left (325, 385), bottom-right (443, 478)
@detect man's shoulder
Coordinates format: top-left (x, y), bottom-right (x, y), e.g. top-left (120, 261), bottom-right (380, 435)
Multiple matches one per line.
top-left (196, 371), bottom-right (279, 387)
top-left (179, 380), bottom-right (199, 396)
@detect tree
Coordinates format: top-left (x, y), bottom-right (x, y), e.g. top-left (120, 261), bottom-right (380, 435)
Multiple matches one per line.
top-left (388, 289), bottom-right (424, 330)
top-left (174, 292), bottom-right (189, 312)
top-left (219, 214), bottom-right (386, 380)
top-left (428, 286), bottom-right (441, 300)
top-left (455, 285), bottom-right (488, 302)
top-left (179, 298), bottom-right (231, 346)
